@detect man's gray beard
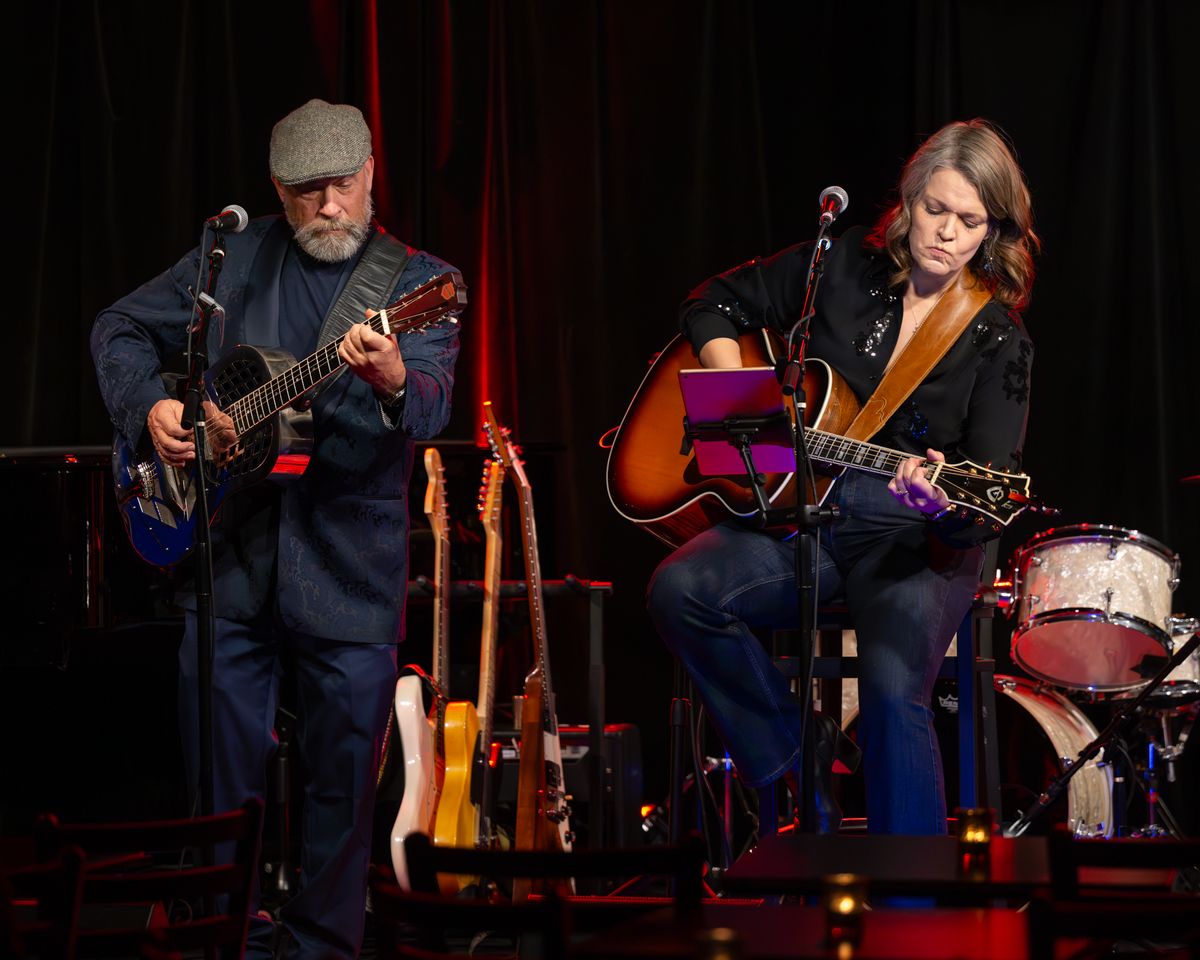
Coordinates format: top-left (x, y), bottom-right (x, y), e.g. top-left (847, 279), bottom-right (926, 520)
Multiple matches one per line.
top-left (289, 196), bottom-right (374, 262)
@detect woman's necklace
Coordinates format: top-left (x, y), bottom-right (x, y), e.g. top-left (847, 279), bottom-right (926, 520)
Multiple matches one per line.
top-left (884, 281), bottom-right (953, 373)
top-left (906, 283), bottom-right (952, 332)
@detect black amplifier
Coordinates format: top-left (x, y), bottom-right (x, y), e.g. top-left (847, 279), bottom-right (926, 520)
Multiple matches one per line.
top-left (495, 723), bottom-right (643, 849)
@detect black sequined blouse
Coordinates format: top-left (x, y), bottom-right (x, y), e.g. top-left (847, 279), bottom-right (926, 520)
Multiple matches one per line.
top-left (681, 225), bottom-right (1033, 473)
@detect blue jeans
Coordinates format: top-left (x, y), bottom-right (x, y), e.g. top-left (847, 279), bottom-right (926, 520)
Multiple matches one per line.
top-left (180, 614), bottom-right (397, 959)
top-left (647, 471), bottom-right (982, 835)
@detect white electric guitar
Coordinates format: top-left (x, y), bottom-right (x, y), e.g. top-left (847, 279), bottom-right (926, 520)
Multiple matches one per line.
top-left (389, 447), bottom-right (451, 889)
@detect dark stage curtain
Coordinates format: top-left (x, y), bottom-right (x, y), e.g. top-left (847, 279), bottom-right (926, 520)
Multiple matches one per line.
top-left (9, 0), bottom-right (1200, 802)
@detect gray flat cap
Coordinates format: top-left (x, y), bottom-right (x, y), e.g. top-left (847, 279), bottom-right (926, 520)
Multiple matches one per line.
top-left (269, 99), bottom-right (372, 186)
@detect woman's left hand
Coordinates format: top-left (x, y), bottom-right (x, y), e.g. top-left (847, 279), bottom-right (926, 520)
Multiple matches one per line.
top-left (888, 447), bottom-right (951, 515)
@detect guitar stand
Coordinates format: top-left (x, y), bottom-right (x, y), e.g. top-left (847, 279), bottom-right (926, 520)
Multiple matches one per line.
top-left (1005, 629), bottom-right (1200, 837)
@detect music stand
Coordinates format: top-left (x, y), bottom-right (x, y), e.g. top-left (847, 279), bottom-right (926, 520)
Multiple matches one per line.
top-left (678, 365), bottom-right (810, 527)
top-left (676, 365), bottom-right (832, 837)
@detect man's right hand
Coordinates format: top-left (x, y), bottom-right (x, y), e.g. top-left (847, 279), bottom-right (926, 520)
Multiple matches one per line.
top-left (147, 398), bottom-right (195, 467)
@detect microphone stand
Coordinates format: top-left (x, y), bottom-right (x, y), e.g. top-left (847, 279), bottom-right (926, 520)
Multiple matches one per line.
top-left (181, 227), bottom-right (227, 822)
top-left (776, 214), bottom-right (837, 833)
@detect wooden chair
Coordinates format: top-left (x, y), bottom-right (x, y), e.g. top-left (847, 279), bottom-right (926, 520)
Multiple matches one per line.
top-left (0, 847), bottom-right (85, 960)
top-left (370, 873), bottom-right (568, 960)
top-left (1025, 826), bottom-right (1200, 959)
top-left (369, 833), bottom-right (707, 958)
top-left (34, 798), bottom-right (263, 959)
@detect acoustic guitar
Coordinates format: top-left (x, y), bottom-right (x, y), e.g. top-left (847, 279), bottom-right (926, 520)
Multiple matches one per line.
top-left (388, 448), bottom-right (451, 889)
top-left (606, 329), bottom-right (1033, 549)
top-left (483, 403), bottom-right (573, 902)
top-left (113, 271), bottom-right (467, 567)
top-left (431, 448), bottom-right (505, 893)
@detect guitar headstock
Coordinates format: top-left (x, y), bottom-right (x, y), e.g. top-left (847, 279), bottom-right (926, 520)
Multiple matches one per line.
top-left (483, 400), bottom-right (531, 494)
top-left (934, 459), bottom-right (1034, 527)
top-left (478, 456), bottom-right (505, 538)
top-left (423, 447), bottom-right (449, 541)
top-left (377, 270), bottom-right (468, 337)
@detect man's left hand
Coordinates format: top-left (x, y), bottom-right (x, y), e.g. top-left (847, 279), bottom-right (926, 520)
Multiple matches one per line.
top-left (888, 447), bottom-right (951, 515)
top-left (339, 317), bottom-right (406, 398)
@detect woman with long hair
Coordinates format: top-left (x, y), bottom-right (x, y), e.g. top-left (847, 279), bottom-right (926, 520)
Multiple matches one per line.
top-left (648, 119), bottom-right (1039, 835)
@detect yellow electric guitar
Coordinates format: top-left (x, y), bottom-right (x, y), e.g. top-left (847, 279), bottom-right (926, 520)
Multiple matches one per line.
top-left (431, 444), bottom-right (505, 893)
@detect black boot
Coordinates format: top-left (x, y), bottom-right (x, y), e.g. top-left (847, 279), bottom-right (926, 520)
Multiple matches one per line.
top-left (811, 712), bottom-right (861, 833)
top-left (782, 713), bottom-right (861, 834)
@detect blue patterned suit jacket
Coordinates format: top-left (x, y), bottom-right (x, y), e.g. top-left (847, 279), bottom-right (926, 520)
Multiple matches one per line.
top-left (92, 216), bottom-right (461, 643)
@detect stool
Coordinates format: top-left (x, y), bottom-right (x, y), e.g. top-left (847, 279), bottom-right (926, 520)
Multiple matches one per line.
top-left (766, 541), bottom-right (1004, 832)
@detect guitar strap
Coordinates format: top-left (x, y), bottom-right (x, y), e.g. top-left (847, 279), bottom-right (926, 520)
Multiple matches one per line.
top-left (840, 268), bottom-right (992, 442)
top-left (304, 227), bottom-right (413, 403)
top-left (241, 220), bottom-right (412, 363)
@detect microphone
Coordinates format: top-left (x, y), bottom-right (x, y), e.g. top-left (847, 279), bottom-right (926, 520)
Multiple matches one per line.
top-left (204, 204), bottom-right (249, 233)
top-left (818, 186), bottom-right (849, 226)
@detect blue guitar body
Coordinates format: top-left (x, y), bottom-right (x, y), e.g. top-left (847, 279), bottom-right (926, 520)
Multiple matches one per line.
top-left (111, 344), bottom-right (314, 567)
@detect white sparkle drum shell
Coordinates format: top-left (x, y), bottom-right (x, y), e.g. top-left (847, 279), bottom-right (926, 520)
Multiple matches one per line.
top-left (1010, 525), bottom-right (1179, 691)
top-left (994, 675), bottom-right (1113, 838)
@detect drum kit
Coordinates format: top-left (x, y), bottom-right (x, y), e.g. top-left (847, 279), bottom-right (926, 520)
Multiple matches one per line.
top-left (994, 522), bottom-right (1199, 839)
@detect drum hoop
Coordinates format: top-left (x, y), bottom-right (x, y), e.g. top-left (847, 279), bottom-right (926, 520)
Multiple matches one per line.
top-left (1012, 525), bottom-right (1179, 568)
top-left (1011, 608), bottom-right (1170, 691)
top-left (1108, 680), bottom-right (1200, 703)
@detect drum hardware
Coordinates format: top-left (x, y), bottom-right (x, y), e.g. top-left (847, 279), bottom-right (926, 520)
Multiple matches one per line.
top-left (1113, 705), bottom-right (1195, 839)
top-left (1004, 629), bottom-right (1200, 838)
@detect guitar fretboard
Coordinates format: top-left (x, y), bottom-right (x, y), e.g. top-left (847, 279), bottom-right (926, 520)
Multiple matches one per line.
top-left (226, 307), bottom-right (449, 438)
top-left (806, 430), bottom-right (920, 477)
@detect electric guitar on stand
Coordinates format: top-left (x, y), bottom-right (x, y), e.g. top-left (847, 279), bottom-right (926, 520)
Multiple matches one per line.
top-left (389, 448), bottom-right (451, 889)
top-left (483, 403), bottom-right (574, 902)
top-left (431, 447), bottom-right (505, 894)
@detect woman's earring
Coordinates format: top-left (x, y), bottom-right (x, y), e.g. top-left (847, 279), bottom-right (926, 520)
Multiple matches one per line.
top-left (982, 235), bottom-right (997, 273)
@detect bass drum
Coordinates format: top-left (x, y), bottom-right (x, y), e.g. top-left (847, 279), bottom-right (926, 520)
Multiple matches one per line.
top-left (834, 675), bottom-right (1113, 836)
top-left (992, 676), bottom-right (1113, 837)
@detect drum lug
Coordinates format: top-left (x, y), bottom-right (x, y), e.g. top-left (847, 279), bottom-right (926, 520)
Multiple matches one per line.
top-left (1108, 540), bottom-right (1119, 560)
top-left (1103, 587), bottom-right (1114, 615)
top-left (1167, 614), bottom-right (1198, 636)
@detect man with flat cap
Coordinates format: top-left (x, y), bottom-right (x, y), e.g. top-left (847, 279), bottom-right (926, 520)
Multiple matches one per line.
top-left (92, 99), bottom-right (462, 957)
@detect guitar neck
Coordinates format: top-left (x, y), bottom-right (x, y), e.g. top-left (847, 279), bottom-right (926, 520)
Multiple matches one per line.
top-left (432, 529), bottom-right (451, 691)
top-left (806, 429), bottom-right (917, 478)
top-left (478, 485), bottom-right (504, 748)
top-left (515, 485), bottom-right (553, 702)
top-left (223, 272), bottom-right (464, 439)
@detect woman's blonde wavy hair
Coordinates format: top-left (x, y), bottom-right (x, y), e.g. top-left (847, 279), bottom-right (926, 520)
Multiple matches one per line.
top-left (866, 119), bottom-right (1040, 309)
